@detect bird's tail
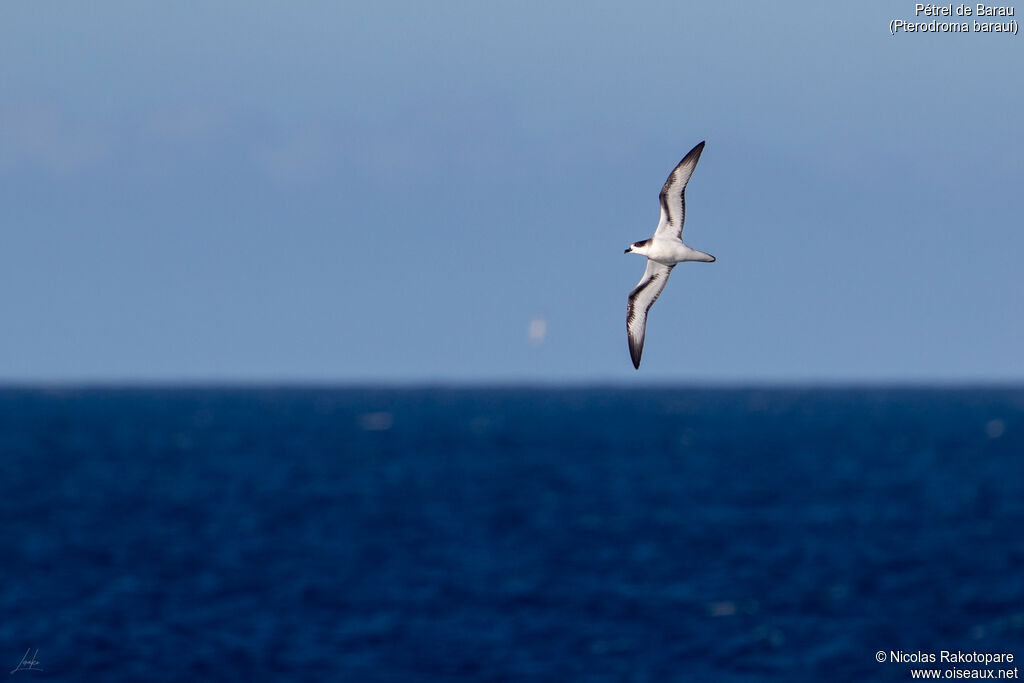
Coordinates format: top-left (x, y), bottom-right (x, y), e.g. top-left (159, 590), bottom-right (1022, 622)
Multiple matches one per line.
top-left (688, 249), bottom-right (715, 263)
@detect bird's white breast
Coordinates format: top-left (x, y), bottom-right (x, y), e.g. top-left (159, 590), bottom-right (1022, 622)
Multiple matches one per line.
top-left (646, 238), bottom-right (691, 265)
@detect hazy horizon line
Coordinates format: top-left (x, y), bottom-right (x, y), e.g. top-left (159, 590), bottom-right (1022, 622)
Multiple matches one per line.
top-left (1, 377), bottom-right (1022, 391)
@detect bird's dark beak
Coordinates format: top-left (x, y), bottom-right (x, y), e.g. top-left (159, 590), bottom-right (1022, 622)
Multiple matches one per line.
top-left (624, 247), bottom-right (631, 254)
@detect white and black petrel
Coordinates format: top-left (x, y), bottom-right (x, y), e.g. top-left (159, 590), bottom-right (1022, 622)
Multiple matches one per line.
top-left (625, 141), bottom-right (715, 369)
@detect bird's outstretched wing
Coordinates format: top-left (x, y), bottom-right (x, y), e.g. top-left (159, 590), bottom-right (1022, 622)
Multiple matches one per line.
top-left (654, 141), bottom-right (705, 240)
top-left (627, 259), bottom-right (674, 369)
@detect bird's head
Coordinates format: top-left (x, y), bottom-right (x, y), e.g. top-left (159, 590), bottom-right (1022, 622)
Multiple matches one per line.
top-left (625, 240), bottom-right (650, 255)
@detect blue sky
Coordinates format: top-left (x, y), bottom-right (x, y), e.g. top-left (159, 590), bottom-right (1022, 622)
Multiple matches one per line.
top-left (1, 2), bottom-right (1021, 382)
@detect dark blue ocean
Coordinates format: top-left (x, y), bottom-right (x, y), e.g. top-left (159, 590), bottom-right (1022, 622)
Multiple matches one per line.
top-left (2, 387), bottom-right (1022, 681)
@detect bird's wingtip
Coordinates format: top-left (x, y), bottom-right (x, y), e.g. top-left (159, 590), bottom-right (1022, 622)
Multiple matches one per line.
top-left (682, 140), bottom-right (705, 162)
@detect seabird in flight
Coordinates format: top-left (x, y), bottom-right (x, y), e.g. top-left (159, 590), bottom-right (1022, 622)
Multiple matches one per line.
top-left (625, 141), bottom-right (716, 369)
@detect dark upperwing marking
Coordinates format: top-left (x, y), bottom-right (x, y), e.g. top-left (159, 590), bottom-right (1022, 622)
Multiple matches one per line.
top-left (627, 266), bottom-right (673, 325)
top-left (659, 192), bottom-right (672, 226)
top-left (659, 141), bottom-right (705, 229)
top-left (627, 273), bottom-right (659, 324)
